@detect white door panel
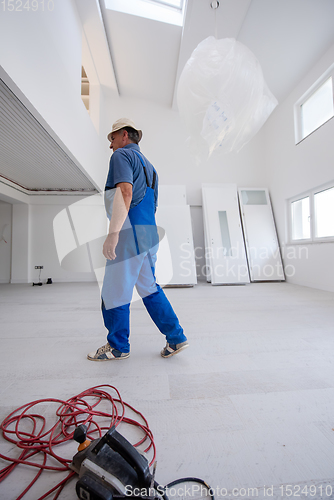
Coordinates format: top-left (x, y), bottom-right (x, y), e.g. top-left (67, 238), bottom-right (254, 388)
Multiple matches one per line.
top-left (156, 205), bottom-right (197, 286)
top-left (239, 188), bottom-right (285, 281)
top-left (202, 184), bottom-right (250, 285)
top-left (158, 185), bottom-right (187, 206)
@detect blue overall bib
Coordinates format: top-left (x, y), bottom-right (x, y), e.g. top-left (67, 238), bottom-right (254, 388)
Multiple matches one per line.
top-left (101, 149), bottom-right (187, 353)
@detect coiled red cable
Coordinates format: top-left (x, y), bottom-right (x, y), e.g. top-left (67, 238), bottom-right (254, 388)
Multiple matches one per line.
top-left (0, 384), bottom-right (156, 500)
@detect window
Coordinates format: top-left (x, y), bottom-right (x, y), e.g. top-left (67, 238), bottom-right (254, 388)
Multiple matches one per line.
top-left (294, 63), bottom-right (334, 143)
top-left (218, 211), bottom-right (232, 256)
top-left (104, 0), bottom-right (185, 26)
top-left (301, 78), bottom-right (334, 138)
top-left (289, 183), bottom-right (334, 243)
top-left (291, 197), bottom-right (310, 241)
top-left (241, 190), bottom-right (267, 205)
top-left (314, 187), bottom-right (334, 238)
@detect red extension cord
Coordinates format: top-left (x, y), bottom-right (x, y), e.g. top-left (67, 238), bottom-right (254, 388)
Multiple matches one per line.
top-left (0, 384), bottom-right (156, 500)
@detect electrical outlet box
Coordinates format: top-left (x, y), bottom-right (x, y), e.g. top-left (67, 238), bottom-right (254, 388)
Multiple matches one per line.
top-left (35, 266), bottom-right (43, 269)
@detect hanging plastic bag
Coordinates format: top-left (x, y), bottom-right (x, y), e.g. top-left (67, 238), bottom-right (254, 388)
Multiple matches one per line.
top-left (177, 36), bottom-right (278, 156)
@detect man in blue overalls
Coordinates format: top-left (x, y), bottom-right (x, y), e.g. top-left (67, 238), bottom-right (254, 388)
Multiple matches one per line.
top-left (87, 118), bottom-right (188, 361)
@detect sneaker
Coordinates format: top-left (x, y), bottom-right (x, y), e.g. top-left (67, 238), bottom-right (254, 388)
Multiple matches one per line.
top-left (87, 343), bottom-right (130, 361)
top-left (160, 341), bottom-right (189, 358)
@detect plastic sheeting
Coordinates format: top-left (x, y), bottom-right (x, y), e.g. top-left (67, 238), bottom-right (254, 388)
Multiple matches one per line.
top-left (177, 37), bottom-right (278, 156)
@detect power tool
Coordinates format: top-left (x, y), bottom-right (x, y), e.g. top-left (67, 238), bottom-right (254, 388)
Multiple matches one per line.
top-left (70, 424), bottom-right (162, 500)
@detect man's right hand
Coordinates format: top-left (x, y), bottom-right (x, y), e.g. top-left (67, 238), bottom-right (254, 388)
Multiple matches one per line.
top-left (103, 232), bottom-right (119, 260)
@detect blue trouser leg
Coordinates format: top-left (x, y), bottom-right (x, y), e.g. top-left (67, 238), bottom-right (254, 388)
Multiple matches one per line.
top-left (136, 255), bottom-right (187, 345)
top-left (142, 284), bottom-right (187, 345)
top-left (101, 247), bottom-right (145, 353)
top-left (102, 300), bottom-right (131, 353)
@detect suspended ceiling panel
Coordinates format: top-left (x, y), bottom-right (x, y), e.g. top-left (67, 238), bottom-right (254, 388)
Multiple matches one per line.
top-left (0, 79), bottom-right (97, 192)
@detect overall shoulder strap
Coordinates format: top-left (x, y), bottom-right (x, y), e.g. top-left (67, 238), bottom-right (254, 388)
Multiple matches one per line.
top-left (131, 149), bottom-right (156, 189)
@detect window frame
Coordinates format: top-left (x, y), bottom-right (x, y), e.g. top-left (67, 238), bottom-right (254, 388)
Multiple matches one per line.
top-left (290, 194), bottom-right (312, 243)
top-left (314, 185), bottom-right (334, 239)
top-left (294, 62), bottom-right (334, 144)
top-left (146, 0), bottom-right (184, 10)
top-left (288, 181), bottom-right (334, 244)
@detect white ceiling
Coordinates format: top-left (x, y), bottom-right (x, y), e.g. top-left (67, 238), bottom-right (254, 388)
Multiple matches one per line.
top-left (100, 0), bottom-right (334, 107)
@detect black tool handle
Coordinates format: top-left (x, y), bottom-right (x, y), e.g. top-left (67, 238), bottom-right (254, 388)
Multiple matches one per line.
top-left (73, 424), bottom-right (88, 444)
top-left (93, 425), bottom-right (151, 487)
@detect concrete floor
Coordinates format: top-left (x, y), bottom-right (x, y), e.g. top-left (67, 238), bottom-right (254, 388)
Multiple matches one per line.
top-left (0, 281), bottom-right (334, 499)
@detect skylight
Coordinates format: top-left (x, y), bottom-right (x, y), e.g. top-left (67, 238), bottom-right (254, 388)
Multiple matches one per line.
top-left (153, 0), bottom-right (183, 8)
top-left (103, 0), bottom-right (186, 26)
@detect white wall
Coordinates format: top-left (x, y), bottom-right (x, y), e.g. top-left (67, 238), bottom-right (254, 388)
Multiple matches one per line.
top-left (0, 202), bottom-right (12, 283)
top-left (264, 42), bottom-right (334, 292)
top-left (0, 191), bottom-right (108, 285)
top-left (29, 195), bottom-right (107, 284)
